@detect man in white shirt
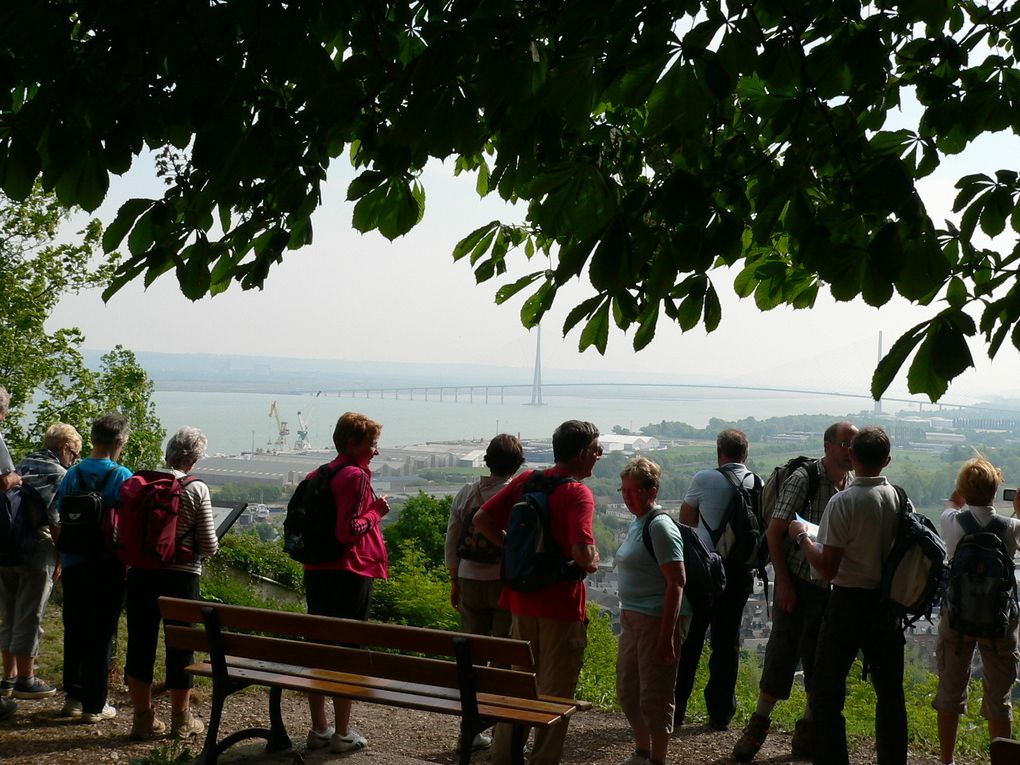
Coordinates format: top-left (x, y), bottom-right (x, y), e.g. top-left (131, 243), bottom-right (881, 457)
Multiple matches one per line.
top-left (788, 426), bottom-right (906, 765)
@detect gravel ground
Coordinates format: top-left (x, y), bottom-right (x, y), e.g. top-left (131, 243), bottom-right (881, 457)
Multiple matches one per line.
top-left (0, 686), bottom-right (932, 765)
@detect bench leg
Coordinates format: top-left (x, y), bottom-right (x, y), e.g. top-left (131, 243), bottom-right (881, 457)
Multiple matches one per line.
top-left (266, 687), bottom-right (292, 752)
top-left (196, 685), bottom-right (227, 765)
top-left (510, 724), bottom-right (527, 765)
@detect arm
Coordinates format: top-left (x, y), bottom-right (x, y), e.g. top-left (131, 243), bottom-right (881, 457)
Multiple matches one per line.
top-left (679, 501), bottom-right (698, 528)
top-left (788, 520), bottom-right (843, 581)
top-left (571, 542), bottom-right (600, 572)
top-left (767, 517), bottom-right (796, 612)
top-left (445, 485), bottom-right (472, 608)
top-left (192, 481), bottom-right (219, 559)
top-left (0, 471), bottom-right (21, 491)
top-left (336, 468), bottom-right (389, 542)
top-left (472, 508), bottom-right (504, 547)
top-left (657, 561), bottom-right (686, 664)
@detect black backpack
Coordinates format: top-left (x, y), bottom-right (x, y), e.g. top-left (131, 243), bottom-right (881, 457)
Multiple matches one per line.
top-left (283, 462), bottom-right (347, 564)
top-left (641, 508), bottom-right (726, 610)
top-left (760, 458), bottom-right (822, 553)
top-left (880, 486), bottom-right (947, 627)
top-left (455, 483), bottom-right (502, 564)
top-left (57, 466), bottom-right (120, 556)
top-left (501, 472), bottom-right (584, 593)
top-left (701, 466), bottom-right (765, 572)
top-left (944, 511), bottom-right (1019, 639)
top-left (0, 483), bottom-right (49, 566)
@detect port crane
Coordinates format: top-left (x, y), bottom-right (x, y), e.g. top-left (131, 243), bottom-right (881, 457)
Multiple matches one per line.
top-left (268, 401), bottom-right (290, 450)
top-left (294, 411), bottom-right (312, 450)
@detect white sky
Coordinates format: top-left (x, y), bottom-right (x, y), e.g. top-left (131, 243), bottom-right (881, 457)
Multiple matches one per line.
top-left (49, 130), bottom-right (1020, 406)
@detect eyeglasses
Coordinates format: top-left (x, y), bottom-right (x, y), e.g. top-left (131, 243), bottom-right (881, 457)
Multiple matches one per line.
top-left (828, 440), bottom-right (852, 448)
top-left (590, 444), bottom-right (604, 458)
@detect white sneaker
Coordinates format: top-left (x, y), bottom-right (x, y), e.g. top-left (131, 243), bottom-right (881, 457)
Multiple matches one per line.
top-left (616, 754), bottom-right (649, 765)
top-left (306, 726), bottom-right (335, 750)
top-left (330, 728), bottom-right (367, 753)
top-left (471, 732), bottom-right (493, 751)
top-left (81, 704), bottom-right (117, 723)
top-left (60, 697), bottom-right (83, 718)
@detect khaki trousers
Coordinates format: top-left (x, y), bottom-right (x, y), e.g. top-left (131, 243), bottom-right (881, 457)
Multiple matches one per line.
top-left (490, 614), bottom-right (588, 765)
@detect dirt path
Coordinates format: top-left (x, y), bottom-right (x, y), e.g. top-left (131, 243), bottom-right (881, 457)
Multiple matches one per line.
top-left (0, 687), bottom-right (932, 765)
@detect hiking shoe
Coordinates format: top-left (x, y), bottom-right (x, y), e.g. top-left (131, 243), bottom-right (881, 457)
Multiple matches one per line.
top-left (732, 712), bottom-right (771, 762)
top-left (60, 697), bottom-right (83, 717)
top-left (13, 675), bottom-right (56, 699)
top-left (0, 696), bottom-right (16, 721)
top-left (616, 754), bottom-right (649, 765)
top-left (171, 709), bottom-right (204, 739)
top-left (791, 718), bottom-right (812, 759)
top-left (709, 717), bottom-right (730, 731)
top-left (471, 732), bottom-right (492, 751)
top-left (130, 707), bottom-right (167, 740)
top-left (330, 727), bottom-right (367, 753)
top-left (306, 726), bottom-right (335, 750)
top-left (81, 704), bottom-right (117, 723)
top-left (0, 676), bottom-right (15, 698)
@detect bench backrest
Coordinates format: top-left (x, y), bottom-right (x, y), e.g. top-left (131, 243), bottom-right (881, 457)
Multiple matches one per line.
top-left (160, 597), bottom-right (539, 698)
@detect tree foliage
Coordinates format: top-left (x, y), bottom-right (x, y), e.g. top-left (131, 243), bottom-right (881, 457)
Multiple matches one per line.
top-left (0, 188), bottom-right (165, 469)
top-left (3, 2), bottom-right (1020, 399)
top-left (383, 491), bottom-right (452, 571)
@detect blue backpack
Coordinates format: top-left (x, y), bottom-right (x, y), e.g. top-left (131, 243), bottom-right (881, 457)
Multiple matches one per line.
top-left (502, 472), bottom-right (584, 592)
top-left (0, 483), bottom-right (49, 566)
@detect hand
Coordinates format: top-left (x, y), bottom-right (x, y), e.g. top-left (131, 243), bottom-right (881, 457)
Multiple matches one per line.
top-left (52, 563), bottom-right (62, 583)
top-left (586, 549), bottom-right (601, 574)
top-left (373, 495), bottom-right (391, 517)
top-left (449, 578), bottom-right (460, 610)
top-left (656, 631), bottom-right (677, 665)
top-left (787, 520), bottom-right (807, 542)
top-left (775, 575), bottom-right (797, 614)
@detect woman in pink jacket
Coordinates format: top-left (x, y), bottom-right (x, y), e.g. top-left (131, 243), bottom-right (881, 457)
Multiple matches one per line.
top-left (303, 412), bottom-right (389, 754)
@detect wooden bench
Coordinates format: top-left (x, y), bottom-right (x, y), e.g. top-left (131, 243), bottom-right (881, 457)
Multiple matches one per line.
top-left (990, 736), bottom-right (1020, 764)
top-left (159, 597), bottom-right (591, 765)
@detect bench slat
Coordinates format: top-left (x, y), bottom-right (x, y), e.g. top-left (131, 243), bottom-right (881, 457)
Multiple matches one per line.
top-left (218, 658), bottom-right (576, 717)
top-left (160, 597), bottom-right (533, 668)
top-left (167, 626), bottom-right (539, 699)
top-left (185, 664), bottom-right (565, 727)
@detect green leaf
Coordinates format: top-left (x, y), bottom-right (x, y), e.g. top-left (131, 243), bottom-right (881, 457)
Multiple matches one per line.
top-left (578, 300), bottom-right (610, 354)
top-left (495, 272), bottom-right (542, 304)
top-left (945, 277), bottom-right (967, 308)
top-left (176, 242), bottom-right (212, 301)
top-left (346, 170), bottom-right (385, 201)
top-left (520, 281), bottom-right (556, 328)
top-left (871, 322), bottom-right (927, 399)
top-left (979, 187), bottom-right (1012, 237)
top-left (677, 293), bottom-right (702, 331)
top-left (0, 133), bottom-right (41, 201)
top-left (703, 283), bottom-right (721, 331)
top-left (452, 221), bottom-right (499, 261)
top-left (127, 208), bottom-right (156, 256)
top-left (733, 262), bottom-right (759, 298)
top-left (102, 198), bottom-right (152, 253)
top-left (562, 296), bottom-right (604, 335)
top-left (633, 304), bottom-right (659, 350)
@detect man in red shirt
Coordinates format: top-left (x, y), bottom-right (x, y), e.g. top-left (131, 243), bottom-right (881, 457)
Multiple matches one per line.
top-left (474, 420), bottom-right (602, 765)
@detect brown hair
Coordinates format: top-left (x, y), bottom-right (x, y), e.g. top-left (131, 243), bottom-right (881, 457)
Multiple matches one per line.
top-left (955, 457), bottom-right (1002, 506)
top-left (620, 456), bottom-right (662, 490)
top-left (332, 412), bottom-right (382, 453)
top-left (485, 434), bottom-right (525, 477)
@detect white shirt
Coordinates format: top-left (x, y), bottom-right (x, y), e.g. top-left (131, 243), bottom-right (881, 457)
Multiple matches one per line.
top-left (817, 475), bottom-right (900, 589)
top-left (940, 503), bottom-right (1020, 559)
top-left (683, 463), bottom-right (752, 551)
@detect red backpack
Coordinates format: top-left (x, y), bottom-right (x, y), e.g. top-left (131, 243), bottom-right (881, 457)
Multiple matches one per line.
top-left (114, 471), bottom-right (201, 569)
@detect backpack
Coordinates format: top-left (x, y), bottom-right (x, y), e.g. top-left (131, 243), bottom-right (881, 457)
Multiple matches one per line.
top-left (641, 508), bottom-right (726, 609)
top-left (701, 466), bottom-right (765, 571)
top-left (880, 485), bottom-right (947, 626)
top-left (0, 483), bottom-right (49, 566)
top-left (283, 462), bottom-right (347, 564)
top-left (760, 457), bottom-right (821, 545)
top-left (114, 471), bottom-right (202, 569)
top-left (944, 511), bottom-right (1019, 639)
top-left (501, 472), bottom-right (583, 593)
top-left (57, 466), bottom-right (120, 556)
top-left (455, 483), bottom-right (502, 564)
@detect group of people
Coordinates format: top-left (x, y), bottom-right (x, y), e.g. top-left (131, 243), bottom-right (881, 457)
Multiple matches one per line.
top-left (0, 385), bottom-right (218, 742)
top-left (3, 395), bottom-right (1018, 765)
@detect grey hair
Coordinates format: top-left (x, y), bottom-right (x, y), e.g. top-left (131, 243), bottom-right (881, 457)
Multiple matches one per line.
top-left (165, 426), bottom-right (208, 469)
top-left (0, 385), bottom-right (9, 416)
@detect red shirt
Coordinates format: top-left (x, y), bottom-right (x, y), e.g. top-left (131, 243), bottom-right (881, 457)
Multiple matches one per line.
top-left (303, 455), bottom-right (388, 579)
top-left (481, 467), bottom-right (595, 622)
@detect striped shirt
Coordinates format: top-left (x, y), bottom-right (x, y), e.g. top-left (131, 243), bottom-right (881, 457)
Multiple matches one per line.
top-left (159, 468), bottom-right (219, 574)
top-left (772, 461), bottom-right (848, 583)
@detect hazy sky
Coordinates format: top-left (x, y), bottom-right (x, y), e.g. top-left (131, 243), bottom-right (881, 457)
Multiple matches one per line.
top-left (49, 126), bottom-right (1020, 406)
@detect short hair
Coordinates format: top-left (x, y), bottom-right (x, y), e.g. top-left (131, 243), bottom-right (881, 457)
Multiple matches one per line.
top-left (0, 385), bottom-right (9, 416)
top-left (332, 411), bottom-right (382, 453)
top-left (849, 426), bottom-right (890, 470)
top-left (717, 429), bottom-right (748, 462)
top-left (956, 457), bottom-right (1002, 506)
top-left (165, 426), bottom-right (208, 469)
top-left (91, 412), bottom-right (131, 447)
top-left (485, 434), bottom-right (525, 477)
top-left (620, 456), bottom-right (661, 490)
top-left (43, 423), bottom-right (82, 453)
top-left (824, 421), bottom-right (855, 444)
top-left (552, 420), bottom-right (599, 463)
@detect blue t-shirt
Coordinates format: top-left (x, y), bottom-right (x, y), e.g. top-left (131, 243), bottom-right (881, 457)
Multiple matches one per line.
top-left (56, 457), bottom-right (132, 568)
top-left (616, 511), bottom-right (692, 617)
top-left (684, 463), bottom-right (751, 551)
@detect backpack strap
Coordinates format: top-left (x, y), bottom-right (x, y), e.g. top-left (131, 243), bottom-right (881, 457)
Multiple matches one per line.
top-left (641, 508), bottom-right (670, 563)
top-left (956, 509), bottom-right (982, 537)
top-left (703, 466), bottom-right (750, 545)
top-left (95, 466), bottom-right (121, 495)
top-left (803, 460), bottom-right (821, 513)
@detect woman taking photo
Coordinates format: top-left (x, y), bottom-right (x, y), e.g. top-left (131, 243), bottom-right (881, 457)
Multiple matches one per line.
top-left (614, 456), bottom-right (690, 765)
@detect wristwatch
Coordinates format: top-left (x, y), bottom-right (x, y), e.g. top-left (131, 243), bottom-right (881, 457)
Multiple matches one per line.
top-left (796, 531), bottom-right (810, 546)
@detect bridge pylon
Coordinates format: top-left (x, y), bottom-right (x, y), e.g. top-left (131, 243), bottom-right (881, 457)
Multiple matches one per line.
top-left (530, 325), bottom-right (543, 406)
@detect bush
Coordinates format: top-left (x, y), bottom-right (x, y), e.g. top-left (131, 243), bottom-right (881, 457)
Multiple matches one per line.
top-left (373, 540), bottom-right (459, 631)
top-left (576, 606), bottom-right (619, 709)
top-left (216, 529), bottom-right (304, 591)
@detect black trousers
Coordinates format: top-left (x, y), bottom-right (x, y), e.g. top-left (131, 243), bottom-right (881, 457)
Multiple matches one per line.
top-left (125, 568), bottom-right (200, 688)
top-left (673, 567), bottom-right (753, 727)
top-left (811, 586), bottom-right (907, 765)
top-left (61, 555), bottom-right (125, 714)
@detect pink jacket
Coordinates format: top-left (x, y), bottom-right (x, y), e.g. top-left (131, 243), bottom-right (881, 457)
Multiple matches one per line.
top-left (302, 455), bottom-right (388, 579)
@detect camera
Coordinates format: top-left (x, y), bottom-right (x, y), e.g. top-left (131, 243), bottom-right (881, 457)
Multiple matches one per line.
top-left (1004, 488), bottom-right (1017, 502)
